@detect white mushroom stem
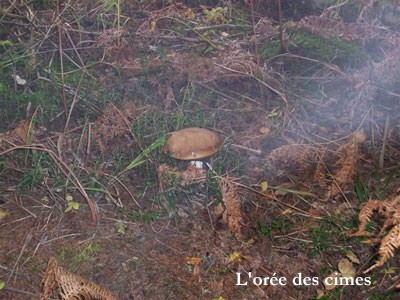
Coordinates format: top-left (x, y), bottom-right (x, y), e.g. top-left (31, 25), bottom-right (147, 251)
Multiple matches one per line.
top-left (190, 160), bottom-right (204, 169)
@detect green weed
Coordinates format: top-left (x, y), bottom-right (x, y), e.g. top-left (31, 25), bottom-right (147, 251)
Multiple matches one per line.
top-left (259, 217), bottom-right (293, 239)
top-left (370, 290), bottom-right (397, 300)
top-left (18, 152), bottom-right (51, 190)
top-left (309, 219), bottom-right (335, 258)
top-left (355, 176), bottom-right (369, 203)
top-left (59, 243), bottom-right (100, 271)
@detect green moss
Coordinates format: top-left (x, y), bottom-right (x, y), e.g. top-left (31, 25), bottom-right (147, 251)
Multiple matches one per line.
top-left (291, 29), bottom-right (367, 67)
top-left (258, 39), bottom-right (282, 60)
top-left (259, 28), bottom-right (368, 76)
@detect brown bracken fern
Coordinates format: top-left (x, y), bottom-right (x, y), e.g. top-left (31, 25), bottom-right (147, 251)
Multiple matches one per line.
top-left (347, 195), bottom-right (400, 273)
top-left (41, 257), bottom-right (116, 300)
top-left (324, 132), bottom-right (365, 200)
top-left (219, 176), bottom-right (244, 240)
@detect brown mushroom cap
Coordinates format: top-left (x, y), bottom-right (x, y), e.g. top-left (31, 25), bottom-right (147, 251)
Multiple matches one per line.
top-left (163, 127), bottom-right (222, 160)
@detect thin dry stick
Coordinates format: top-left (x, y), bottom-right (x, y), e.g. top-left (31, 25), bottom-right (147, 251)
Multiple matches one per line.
top-left (379, 116), bottom-right (390, 169)
top-left (85, 121), bottom-right (92, 167)
top-left (237, 183), bottom-right (320, 218)
top-left (0, 145), bottom-right (97, 223)
top-left (7, 230), bottom-right (33, 283)
top-left (63, 73), bottom-right (84, 132)
top-left (56, 0), bottom-right (68, 118)
top-left (278, 0), bottom-right (284, 53)
top-left (104, 173), bottom-right (142, 209)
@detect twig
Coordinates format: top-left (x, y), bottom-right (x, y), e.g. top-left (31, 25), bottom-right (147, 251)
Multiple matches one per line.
top-left (278, 0), bottom-right (284, 53)
top-left (188, 24), bottom-right (253, 31)
top-left (237, 183), bottom-right (320, 218)
top-left (7, 230), bottom-right (33, 283)
top-left (56, 0), bottom-right (68, 118)
top-left (3, 286), bottom-right (38, 297)
top-left (231, 143), bottom-right (263, 155)
top-left (105, 174), bottom-right (142, 209)
top-left (379, 116), bottom-right (390, 169)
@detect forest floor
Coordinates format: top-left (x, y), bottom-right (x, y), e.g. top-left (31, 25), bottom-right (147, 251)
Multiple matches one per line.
top-left (1, 1), bottom-right (400, 299)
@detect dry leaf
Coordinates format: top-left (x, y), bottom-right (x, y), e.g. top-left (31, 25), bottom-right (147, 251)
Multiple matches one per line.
top-left (258, 127), bottom-right (270, 134)
top-left (185, 257), bottom-right (202, 265)
top-left (346, 250), bottom-right (360, 265)
top-left (193, 263), bottom-right (201, 281)
top-left (260, 181), bottom-right (268, 192)
top-left (0, 209), bottom-right (7, 221)
top-left (338, 258), bottom-right (356, 278)
top-left (323, 271), bottom-right (341, 291)
top-left (13, 120), bottom-right (30, 143)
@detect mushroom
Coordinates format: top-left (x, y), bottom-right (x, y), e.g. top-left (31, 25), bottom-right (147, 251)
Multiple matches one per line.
top-left (163, 127), bottom-right (222, 168)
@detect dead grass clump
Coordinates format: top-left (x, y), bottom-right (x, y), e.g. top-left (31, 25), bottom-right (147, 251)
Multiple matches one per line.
top-left (41, 257), bottom-right (116, 300)
top-left (347, 195), bottom-right (400, 273)
top-left (92, 102), bottom-right (134, 154)
top-left (219, 176), bottom-right (244, 240)
top-left (0, 119), bottom-right (34, 147)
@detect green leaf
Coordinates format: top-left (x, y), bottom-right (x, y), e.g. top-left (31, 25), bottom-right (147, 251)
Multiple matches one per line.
top-left (0, 281), bottom-right (5, 289)
top-left (120, 136), bottom-right (166, 175)
top-left (65, 201), bottom-right (80, 212)
top-left (0, 40), bottom-right (13, 47)
top-left (116, 222), bottom-right (126, 234)
top-left (355, 176), bottom-right (368, 202)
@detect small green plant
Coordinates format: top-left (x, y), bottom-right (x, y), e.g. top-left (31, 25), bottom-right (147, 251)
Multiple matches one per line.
top-left (202, 6), bottom-right (230, 24)
top-left (116, 222), bottom-right (126, 234)
top-left (59, 243), bottom-right (100, 271)
top-left (119, 136), bottom-right (166, 176)
top-left (130, 209), bottom-right (162, 224)
top-left (18, 152), bottom-right (51, 190)
top-left (65, 194), bottom-right (80, 213)
top-left (0, 281), bottom-right (5, 290)
top-left (258, 217), bottom-right (293, 239)
top-left (309, 221), bottom-right (333, 258)
top-left (369, 290), bottom-right (397, 300)
top-left (65, 201), bottom-right (80, 212)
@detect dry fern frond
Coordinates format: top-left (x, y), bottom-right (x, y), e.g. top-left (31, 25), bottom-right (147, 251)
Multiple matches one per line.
top-left (314, 150), bottom-right (328, 189)
top-left (364, 224), bottom-right (400, 273)
top-left (347, 200), bottom-right (381, 237)
top-left (347, 195), bottom-right (400, 273)
top-left (325, 133), bottom-right (365, 200)
top-left (219, 176), bottom-right (243, 240)
top-left (41, 257), bottom-right (116, 300)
